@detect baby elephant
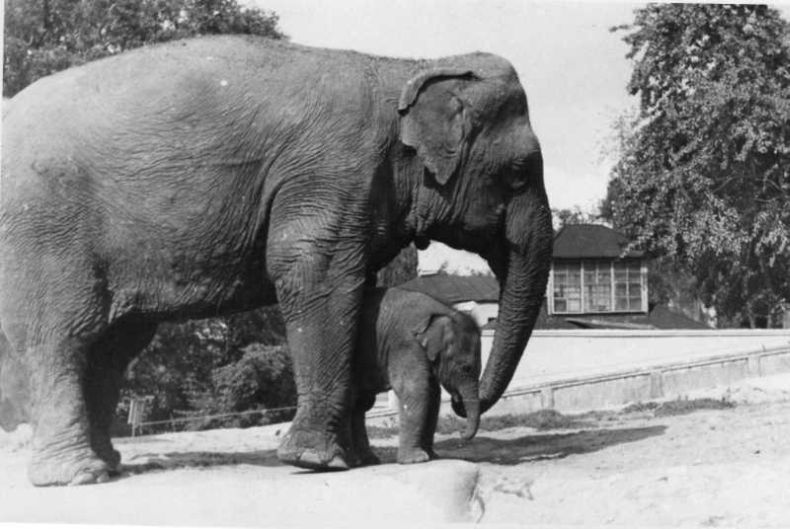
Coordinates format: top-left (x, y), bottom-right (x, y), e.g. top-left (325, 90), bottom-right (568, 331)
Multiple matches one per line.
top-left (352, 287), bottom-right (482, 465)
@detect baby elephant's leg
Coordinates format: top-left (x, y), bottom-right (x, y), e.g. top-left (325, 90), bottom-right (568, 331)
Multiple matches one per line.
top-left (395, 379), bottom-right (436, 464)
top-left (420, 382), bottom-right (441, 459)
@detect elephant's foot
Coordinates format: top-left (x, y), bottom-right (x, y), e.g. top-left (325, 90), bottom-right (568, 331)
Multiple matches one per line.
top-left (96, 446), bottom-right (122, 475)
top-left (277, 427), bottom-right (350, 471)
top-left (397, 447), bottom-right (433, 465)
top-left (356, 448), bottom-right (381, 467)
top-left (28, 448), bottom-right (111, 486)
top-left (91, 433), bottom-right (122, 474)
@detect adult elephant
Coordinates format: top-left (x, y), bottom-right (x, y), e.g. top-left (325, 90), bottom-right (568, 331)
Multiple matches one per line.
top-left (0, 35), bottom-right (552, 486)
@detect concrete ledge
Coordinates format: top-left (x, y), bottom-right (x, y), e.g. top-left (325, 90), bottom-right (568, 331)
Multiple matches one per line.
top-left (0, 457), bottom-right (483, 525)
top-left (494, 345), bottom-right (790, 415)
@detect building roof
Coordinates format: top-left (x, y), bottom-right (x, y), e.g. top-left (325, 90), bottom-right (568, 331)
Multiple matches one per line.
top-left (553, 224), bottom-right (643, 259)
top-left (399, 274), bottom-right (499, 305)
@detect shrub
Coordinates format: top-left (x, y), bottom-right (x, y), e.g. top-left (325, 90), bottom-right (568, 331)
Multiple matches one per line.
top-left (208, 343), bottom-right (297, 428)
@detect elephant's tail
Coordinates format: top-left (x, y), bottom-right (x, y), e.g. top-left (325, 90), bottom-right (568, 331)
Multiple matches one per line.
top-left (0, 321), bottom-right (31, 432)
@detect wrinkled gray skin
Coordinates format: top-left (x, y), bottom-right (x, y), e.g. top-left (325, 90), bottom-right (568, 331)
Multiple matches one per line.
top-left (0, 35), bottom-right (552, 486)
top-left (352, 287), bottom-right (481, 465)
top-left (0, 325), bottom-right (30, 431)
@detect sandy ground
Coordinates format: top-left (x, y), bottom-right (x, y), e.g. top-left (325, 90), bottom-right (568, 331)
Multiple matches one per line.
top-left (2, 374), bottom-right (790, 527)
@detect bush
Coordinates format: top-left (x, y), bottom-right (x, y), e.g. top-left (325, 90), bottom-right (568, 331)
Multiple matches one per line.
top-left (205, 343), bottom-right (297, 429)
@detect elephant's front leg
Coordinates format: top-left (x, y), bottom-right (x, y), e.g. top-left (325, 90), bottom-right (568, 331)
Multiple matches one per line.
top-left (272, 246), bottom-right (366, 470)
top-left (420, 380), bottom-right (441, 460)
top-left (394, 378), bottom-right (437, 464)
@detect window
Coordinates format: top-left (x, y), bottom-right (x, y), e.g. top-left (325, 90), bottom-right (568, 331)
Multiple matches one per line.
top-left (551, 259), bottom-right (645, 314)
top-left (583, 261), bottom-right (611, 312)
top-left (614, 262), bottom-right (642, 312)
top-left (552, 262), bottom-right (581, 313)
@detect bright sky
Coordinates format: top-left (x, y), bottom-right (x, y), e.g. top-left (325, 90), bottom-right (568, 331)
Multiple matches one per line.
top-left (245, 0), bottom-right (790, 274)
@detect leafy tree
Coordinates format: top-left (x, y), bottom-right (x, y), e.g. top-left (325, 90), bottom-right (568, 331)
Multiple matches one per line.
top-left (4, 0), bottom-right (285, 97)
top-left (208, 343), bottom-right (296, 428)
top-left (551, 206), bottom-right (607, 232)
top-left (605, 4), bottom-right (790, 328)
top-left (122, 306), bottom-right (287, 428)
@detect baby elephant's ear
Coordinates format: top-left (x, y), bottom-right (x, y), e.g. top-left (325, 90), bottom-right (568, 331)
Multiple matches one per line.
top-left (414, 314), bottom-right (455, 363)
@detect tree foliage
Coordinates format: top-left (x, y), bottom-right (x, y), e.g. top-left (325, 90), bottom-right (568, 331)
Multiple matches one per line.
top-left (4, 0), bottom-right (285, 97)
top-left (551, 206), bottom-right (607, 232)
top-left (120, 306), bottom-right (288, 431)
top-left (605, 4), bottom-right (790, 327)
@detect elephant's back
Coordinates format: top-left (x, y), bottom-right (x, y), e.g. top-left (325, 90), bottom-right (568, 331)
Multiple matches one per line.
top-left (3, 35), bottom-right (387, 179)
top-left (6, 35), bottom-right (379, 115)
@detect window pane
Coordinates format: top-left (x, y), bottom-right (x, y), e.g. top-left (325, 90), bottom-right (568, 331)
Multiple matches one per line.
top-left (553, 261), bottom-right (582, 313)
top-left (585, 284), bottom-right (611, 312)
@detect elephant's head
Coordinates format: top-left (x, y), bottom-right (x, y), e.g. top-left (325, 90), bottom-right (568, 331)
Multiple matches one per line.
top-left (398, 55), bottom-right (553, 415)
top-left (416, 310), bottom-right (482, 440)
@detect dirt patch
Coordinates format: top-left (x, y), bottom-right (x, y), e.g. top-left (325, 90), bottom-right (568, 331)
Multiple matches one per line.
top-left (3, 378), bottom-right (790, 526)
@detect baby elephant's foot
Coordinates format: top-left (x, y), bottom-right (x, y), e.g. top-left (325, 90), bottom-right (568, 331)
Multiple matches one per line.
top-left (397, 447), bottom-right (432, 465)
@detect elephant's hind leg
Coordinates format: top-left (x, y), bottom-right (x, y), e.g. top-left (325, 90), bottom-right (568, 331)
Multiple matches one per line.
top-left (351, 391), bottom-right (380, 466)
top-left (26, 334), bottom-right (111, 486)
top-left (5, 253), bottom-right (116, 486)
top-left (84, 318), bottom-right (157, 474)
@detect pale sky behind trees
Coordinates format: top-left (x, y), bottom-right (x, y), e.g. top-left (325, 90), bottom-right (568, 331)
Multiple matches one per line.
top-left (252, 0), bottom-right (790, 273)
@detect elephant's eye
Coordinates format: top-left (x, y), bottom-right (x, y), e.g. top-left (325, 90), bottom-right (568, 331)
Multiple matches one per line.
top-left (506, 159), bottom-right (529, 191)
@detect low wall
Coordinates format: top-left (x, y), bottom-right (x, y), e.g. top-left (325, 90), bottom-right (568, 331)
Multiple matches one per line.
top-left (481, 329), bottom-right (790, 387)
top-left (480, 345), bottom-right (790, 417)
top-left (372, 330), bottom-right (790, 418)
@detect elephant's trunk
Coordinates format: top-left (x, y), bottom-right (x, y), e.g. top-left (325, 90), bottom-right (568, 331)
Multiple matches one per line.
top-left (459, 392), bottom-right (480, 441)
top-left (480, 151), bottom-right (552, 414)
top-left (451, 383), bottom-right (481, 441)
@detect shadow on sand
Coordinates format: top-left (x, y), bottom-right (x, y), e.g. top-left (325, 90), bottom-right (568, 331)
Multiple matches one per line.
top-left (118, 423), bottom-right (667, 478)
top-left (373, 424), bottom-right (667, 466)
top-left (120, 448), bottom-right (283, 476)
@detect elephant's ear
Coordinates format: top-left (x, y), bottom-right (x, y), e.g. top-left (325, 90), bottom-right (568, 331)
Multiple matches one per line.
top-left (414, 314), bottom-right (455, 364)
top-left (398, 68), bottom-right (479, 186)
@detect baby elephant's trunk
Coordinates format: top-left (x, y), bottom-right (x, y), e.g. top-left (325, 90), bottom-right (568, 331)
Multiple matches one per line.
top-left (456, 386), bottom-right (481, 441)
